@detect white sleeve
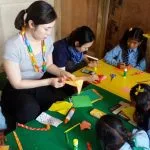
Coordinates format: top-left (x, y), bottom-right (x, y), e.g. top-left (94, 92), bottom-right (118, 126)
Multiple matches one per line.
top-left (132, 129), bottom-right (150, 148)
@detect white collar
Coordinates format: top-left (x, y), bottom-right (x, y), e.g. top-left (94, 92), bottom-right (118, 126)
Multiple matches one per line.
top-left (120, 142), bottom-right (132, 150)
top-left (129, 48), bottom-right (137, 52)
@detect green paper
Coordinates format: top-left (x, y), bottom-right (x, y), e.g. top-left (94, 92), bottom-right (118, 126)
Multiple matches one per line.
top-left (78, 89), bottom-right (103, 101)
top-left (72, 95), bottom-right (92, 108)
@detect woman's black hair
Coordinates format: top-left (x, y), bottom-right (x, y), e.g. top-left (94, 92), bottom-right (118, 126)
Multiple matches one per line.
top-left (15, 1), bottom-right (57, 30)
top-left (119, 27), bottom-right (147, 64)
top-left (130, 83), bottom-right (150, 131)
top-left (67, 26), bottom-right (95, 47)
top-left (96, 114), bottom-right (131, 150)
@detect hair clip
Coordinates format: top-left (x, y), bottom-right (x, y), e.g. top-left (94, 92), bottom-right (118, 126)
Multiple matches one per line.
top-left (129, 27), bottom-right (132, 31)
top-left (135, 85), bottom-right (144, 95)
top-left (143, 33), bottom-right (150, 39)
top-left (24, 12), bottom-right (27, 21)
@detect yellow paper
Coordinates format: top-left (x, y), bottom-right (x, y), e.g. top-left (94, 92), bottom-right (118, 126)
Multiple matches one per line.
top-left (0, 146), bottom-right (9, 150)
top-left (122, 106), bottom-right (135, 121)
top-left (90, 108), bottom-right (105, 119)
top-left (65, 81), bottom-right (77, 87)
top-left (65, 79), bottom-right (83, 94)
top-left (76, 80), bottom-right (83, 94)
top-left (49, 101), bottom-right (73, 115)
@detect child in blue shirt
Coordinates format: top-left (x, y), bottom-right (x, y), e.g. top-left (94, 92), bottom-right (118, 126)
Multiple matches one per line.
top-left (96, 114), bottom-right (150, 150)
top-left (104, 27), bottom-right (147, 71)
top-left (53, 26), bottom-right (98, 73)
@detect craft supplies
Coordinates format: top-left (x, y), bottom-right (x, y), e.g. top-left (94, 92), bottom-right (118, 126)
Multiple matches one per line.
top-left (64, 108), bottom-right (75, 124)
top-left (73, 139), bottom-right (78, 150)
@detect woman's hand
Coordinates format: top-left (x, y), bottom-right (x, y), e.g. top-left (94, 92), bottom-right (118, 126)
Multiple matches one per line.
top-left (49, 77), bottom-right (65, 88)
top-left (59, 70), bottom-right (76, 80)
top-left (88, 61), bottom-right (98, 68)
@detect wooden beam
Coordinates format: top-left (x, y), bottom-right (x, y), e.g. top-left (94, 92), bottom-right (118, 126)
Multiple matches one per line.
top-left (95, 0), bottom-right (110, 58)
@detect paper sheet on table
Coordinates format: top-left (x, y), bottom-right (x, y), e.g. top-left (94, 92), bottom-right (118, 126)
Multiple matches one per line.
top-left (72, 95), bottom-right (92, 108)
top-left (49, 101), bottom-right (73, 115)
top-left (122, 106), bottom-right (135, 121)
top-left (36, 112), bottom-right (62, 127)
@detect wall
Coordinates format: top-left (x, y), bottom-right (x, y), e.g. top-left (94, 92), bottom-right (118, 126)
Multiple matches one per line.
top-left (105, 0), bottom-right (150, 52)
top-left (60, 0), bottom-right (99, 55)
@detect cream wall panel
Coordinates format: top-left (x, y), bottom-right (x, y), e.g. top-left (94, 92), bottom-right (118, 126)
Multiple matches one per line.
top-left (0, 0), bottom-right (55, 66)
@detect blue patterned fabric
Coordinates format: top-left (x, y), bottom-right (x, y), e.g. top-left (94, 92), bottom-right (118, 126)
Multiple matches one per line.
top-left (68, 46), bottom-right (83, 64)
top-left (104, 45), bottom-right (146, 71)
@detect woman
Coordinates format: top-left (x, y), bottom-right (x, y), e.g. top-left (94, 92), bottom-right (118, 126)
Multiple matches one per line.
top-left (1, 1), bottom-right (75, 134)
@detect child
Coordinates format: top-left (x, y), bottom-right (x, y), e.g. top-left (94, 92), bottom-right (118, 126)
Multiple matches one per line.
top-left (104, 27), bottom-right (147, 71)
top-left (53, 26), bottom-right (98, 73)
top-left (130, 84), bottom-right (150, 132)
top-left (96, 114), bottom-right (150, 150)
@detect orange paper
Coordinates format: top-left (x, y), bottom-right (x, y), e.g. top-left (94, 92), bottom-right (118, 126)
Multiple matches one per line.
top-left (65, 79), bottom-right (83, 94)
top-left (80, 121), bottom-right (91, 130)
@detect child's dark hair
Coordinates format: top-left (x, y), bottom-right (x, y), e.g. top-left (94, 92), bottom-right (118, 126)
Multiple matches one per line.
top-left (96, 114), bottom-right (131, 150)
top-left (130, 83), bottom-right (150, 131)
top-left (67, 26), bottom-right (95, 47)
top-left (119, 27), bottom-right (147, 64)
top-left (15, 1), bottom-right (57, 30)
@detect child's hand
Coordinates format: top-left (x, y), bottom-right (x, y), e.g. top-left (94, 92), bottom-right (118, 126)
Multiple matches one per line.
top-left (127, 64), bottom-right (132, 69)
top-left (88, 61), bottom-right (98, 68)
top-left (117, 63), bottom-right (126, 69)
top-left (78, 74), bottom-right (99, 82)
top-left (86, 74), bottom-right (99, 82)
top-left (0, 131), bottom-right (5, 145)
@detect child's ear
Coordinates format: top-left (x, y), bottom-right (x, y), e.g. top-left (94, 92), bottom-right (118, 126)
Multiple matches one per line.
top-left (28, 20), bottom-right (36, 29)
top-left (75, 41), bottom-right (80, 47)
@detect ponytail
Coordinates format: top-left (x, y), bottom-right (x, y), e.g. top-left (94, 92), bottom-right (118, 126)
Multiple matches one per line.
top-left (14, 9), bottom-right (26, 30)
top-left (14, 1), bottom-right (57, 31)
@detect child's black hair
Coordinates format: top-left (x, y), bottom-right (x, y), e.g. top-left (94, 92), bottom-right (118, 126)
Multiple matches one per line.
top-left (96, 114), bottom-right (131, 150)
top-left (119, 27), bottom-right (147, 64)
top-left (130, 83), bottom-right (150, 131)
top-left (67, 26), bottom-right (95, 47)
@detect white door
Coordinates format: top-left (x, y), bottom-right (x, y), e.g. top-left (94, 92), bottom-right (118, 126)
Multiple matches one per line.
top-left (0, 0), bottom-right (55, 67)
